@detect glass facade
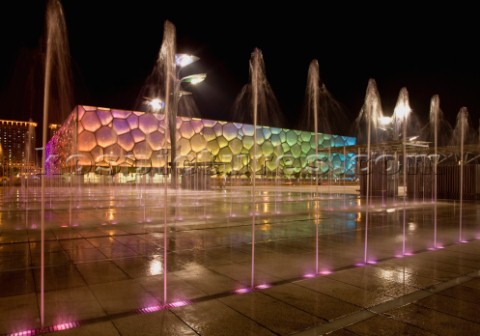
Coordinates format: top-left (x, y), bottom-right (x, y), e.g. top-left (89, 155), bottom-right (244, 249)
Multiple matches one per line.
top-left (46, 105), bottom-right (356, 180)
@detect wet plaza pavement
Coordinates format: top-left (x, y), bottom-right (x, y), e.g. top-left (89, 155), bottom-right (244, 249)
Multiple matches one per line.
top-left (0, 183), bottom-right (479, 335)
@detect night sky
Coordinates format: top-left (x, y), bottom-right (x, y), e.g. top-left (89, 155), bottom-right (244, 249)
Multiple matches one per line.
top-left (1, 1), bottom-right (479, 136)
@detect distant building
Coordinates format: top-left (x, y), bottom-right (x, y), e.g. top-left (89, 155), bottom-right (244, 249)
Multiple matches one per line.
top-left (0, 119), bottom-right (37, 177)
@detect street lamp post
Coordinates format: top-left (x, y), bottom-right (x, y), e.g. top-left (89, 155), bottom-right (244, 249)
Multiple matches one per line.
top-left (145, 54), bottom-right (206, 189)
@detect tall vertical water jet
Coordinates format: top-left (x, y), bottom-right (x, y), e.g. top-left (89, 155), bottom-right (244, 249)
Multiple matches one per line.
top-left (231, 50), bottom-right (286, 128)
top-left (393, 87), bottom-right (411, 255)
top-left (40, 0), bottom-right (75, 326)
top-left (249, 48), bottom-right (260, 288)
top-left (299, 61), bottom-right (349, 135)
top-left (451, 107), bottom-right (470, 242)
top-left (360, 79), bottom-right (383, 264)
top-left (430, 95), bottom-right (440, 248)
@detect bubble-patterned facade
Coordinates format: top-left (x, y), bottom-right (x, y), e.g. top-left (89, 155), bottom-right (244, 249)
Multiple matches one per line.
top-left (46, 105), bottom-right (356, 179)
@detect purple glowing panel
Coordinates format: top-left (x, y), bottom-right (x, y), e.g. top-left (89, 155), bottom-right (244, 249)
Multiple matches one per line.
top-left (235, 288), bottom-right (251, 294)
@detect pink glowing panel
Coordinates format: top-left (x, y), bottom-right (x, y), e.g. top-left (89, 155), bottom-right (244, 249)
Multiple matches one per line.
top-left (97, 110), bottom-right (113, 126)
top-left (139, 114), bottom-right (160, 134)
top-left (131, 129), bottom-right (146, 143)
top-left (77, 131), bottom-right (97, 151)
top-left (96, 126), bottom-right (118, 148)
top-left (235, 288), bottom-right (251, 294)
top-left (133, 142), bottom-right (152, 159)
top-left (355, 262), bottom-right (366, 267)
top-left (53, 322), bottom-right (79, 331)
top-left (256, 284), bottom-right (271, 289)
top-left (303, 273), bottom-right (315, 278)
top-left (112, 109), bottom-right (131, 119)
top-left (118, 133), bottom-right (135, 151)
top-left (127, 114), bottom-right (139, 129)
top-left (319, 270), bottom-right (332, 275)
top-left (169, 300), bottom-right (190, 307)
top-left (146, 131), bottom-right (165, 151)
top-left (81, 111), bottom-right (102, 132)
top-left (138, 305), bottom-right (162, 314)
top-left (112, 119), bottom-right (131, 135)
top-left (367, 260), bottom-right (378, 265)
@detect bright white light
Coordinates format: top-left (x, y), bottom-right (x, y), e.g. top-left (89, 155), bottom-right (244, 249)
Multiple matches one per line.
top-left (181, 73), bottom-right (207, 85)
top-left (148, 98), bottom-right (165, 111)
top-left (175, 54), bottom-right (199, 67)
top-left (394, 103), bottom-right (411, 120)
top-left (379, 116), bottom-right (392, 126)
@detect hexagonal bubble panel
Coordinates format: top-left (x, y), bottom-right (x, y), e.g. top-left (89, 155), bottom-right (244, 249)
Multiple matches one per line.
top-left (81, 111), bottom-right (101, 132)
top-left (290, 143), bottom-right (302, 158)
top-left (217, 135), bottom-right (228, 149)
top-left (77, 106), bottom-right (86, 120)
top-left (242, 124), bottom-right (254, 136)
top-left (151, 151), bottom-right (168, 167)
top-left (91, 146), bottom-right (104, 163)
top-left (334, 136), bottom-right (347, 147)
top-left (78, 131), bottom-right (97, 152)
top-left (301, 142), bottom-right (311, 154)
top-left (345, 136), bottom-right (356, 146)
top-left (179, 122), bottom-right (195, 139)
top-left (203, 127), bottom-right (217, 142)
top-left (133, 141), bottom-right (152, 160)
top-left (178, 138), bottom-right (192, 157)
top-left (262, 127), bottom-right (272, 140)
top-left (190, 119), bottom-right (204, 133)
top-left (96, 126), bottom-right (118, 148)
top-left (229, 138), bottom-right (243, 155)
top-left (146, 131), bottom-right (165, 151)
top-left (190, 133), bottom-right (207, 153)
top-left (213, 123), bottom-right (224, 137)
top-left (286, 130), bottom-right (298, 147)
top-left (256, 131), bottom-right (265, 145)
top-left (243, 136), bottom-right (254, 150)
top-left (223, 123), bottom-right (238, 141)
top-left (131, 129), bottom-right (146, 143)
top-left (270, 134), bottom-right (281, 147)
top-left (207, 139), bottom-right (220, 156)
top-left (139, 114), bottom-right (160, 134)
top-left (261, 141), bottom-right (274, 157)
top-left (282, 143), bottom-right (291, 153)
top-left (202, 119), bottom-right (217, 128)
top-left (118, 133), bottom-right (135, 152)
top-left (78, 122), bottom-right (84, 133)
top-left (197, 150), bottom-right (213, 162)
top-left (217, 147), bottom-right (233, 162)
top-left (112, 109), bottom-right (131, 119)
top-left (300, 131), bottom-right (311, 142)
top-left (104, 144), bottom-right (124, 164)
top-left (127, 114), bottom-right (139, 129)
top-left (97, 110), bottom-right (113, 126)
top-left (112, 119), bottom-right (130, 135)
top-left (279, 130), bottom-right (286, 143)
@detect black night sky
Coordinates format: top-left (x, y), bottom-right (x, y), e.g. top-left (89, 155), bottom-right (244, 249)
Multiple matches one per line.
top-left (1, 1), bottom-right (479, 136)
